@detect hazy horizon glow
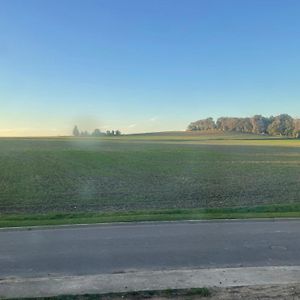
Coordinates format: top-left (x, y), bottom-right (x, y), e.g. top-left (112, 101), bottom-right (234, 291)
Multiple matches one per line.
top-left (1, 0), bottom-right (300, 136)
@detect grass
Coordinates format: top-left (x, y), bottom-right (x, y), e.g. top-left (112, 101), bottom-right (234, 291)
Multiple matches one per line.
top-left (8, 287), bottom-right (211, 299)
top-left (0, 132), bottom-right (300, 227)
top-left (1, 204), bottom-right (300, 228)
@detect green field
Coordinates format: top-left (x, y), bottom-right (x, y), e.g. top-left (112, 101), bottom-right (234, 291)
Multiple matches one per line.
top-left (0, 132), bottom-right (300, 226)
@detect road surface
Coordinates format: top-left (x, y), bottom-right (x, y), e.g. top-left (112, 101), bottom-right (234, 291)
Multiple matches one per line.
top-left (0, 219), bottom-right (300, 278)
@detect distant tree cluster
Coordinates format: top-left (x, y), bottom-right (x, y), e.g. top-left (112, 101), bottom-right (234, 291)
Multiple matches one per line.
top-left (187, 115), bottom-right (300, 138)
top-left (72, 126), bottom-right (121, 137)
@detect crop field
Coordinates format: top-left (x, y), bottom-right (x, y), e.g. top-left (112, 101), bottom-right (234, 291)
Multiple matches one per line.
top-left (0, 133), bottom-right (300, 216)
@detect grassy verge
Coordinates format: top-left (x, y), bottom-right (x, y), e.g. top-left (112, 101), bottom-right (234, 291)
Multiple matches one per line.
top-left (9, 287), bottom-right (211, 299)
top-left (1, 204), bottom-right (300, 228)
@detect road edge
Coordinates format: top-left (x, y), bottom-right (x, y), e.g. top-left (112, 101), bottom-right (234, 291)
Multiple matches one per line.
top-left (1, 217), bottom-right (300, 231)
top-left (1, 266), bottom-right (300, 299)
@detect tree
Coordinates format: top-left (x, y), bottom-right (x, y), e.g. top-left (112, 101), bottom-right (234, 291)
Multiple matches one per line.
top-left (187, 118), bottom-right (216, 131)
top-left (267, 114), bottom-right (294, 136)
top-left (73, 125), bottom-right (80, 137)
top-left (216, 117), bottom-right (242, 132)
top-left (80, 130), bottom-right (90, 137)
top-left (92, 129), bottom-right (103, 137)
top-left (115, 130), bottom-right (121, 136)
top-left (236, 118), bottom-right (253, 133)
top-left (187, 114), bottom-right (299, 138)
top-left (293, 119), bottom-right (300, 138)
top-left (251, 115), bottom-right (271, 134)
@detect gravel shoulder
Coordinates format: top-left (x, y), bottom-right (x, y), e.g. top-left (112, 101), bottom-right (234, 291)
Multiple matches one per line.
top-left (1, 266), bottom-right (300, 299)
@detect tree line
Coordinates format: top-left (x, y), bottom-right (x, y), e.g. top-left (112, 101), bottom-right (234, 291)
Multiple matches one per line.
top-left (72, 126), bottom-right (121, 137)
top-left (187, 114), bottom-right (300, 138)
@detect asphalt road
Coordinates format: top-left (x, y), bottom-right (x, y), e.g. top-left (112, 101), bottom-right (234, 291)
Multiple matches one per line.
top-left (0, 219), bottom-right (300, 279)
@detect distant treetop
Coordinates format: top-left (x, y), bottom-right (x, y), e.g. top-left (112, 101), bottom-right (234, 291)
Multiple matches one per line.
top-left (72, 126), bottom-right (121, 137)
top-left (187, 114), bottom-right (300, 138)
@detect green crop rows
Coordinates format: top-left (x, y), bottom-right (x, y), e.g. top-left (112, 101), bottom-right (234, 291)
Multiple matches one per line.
top-left (0, 134), bottom-right (300, 215)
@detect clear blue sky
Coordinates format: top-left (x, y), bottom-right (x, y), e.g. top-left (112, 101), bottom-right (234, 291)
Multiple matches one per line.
top-left (1, 0), bottom-right (300, 136)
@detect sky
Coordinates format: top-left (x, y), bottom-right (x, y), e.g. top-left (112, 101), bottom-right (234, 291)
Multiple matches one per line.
top-left (0, 0), bottom-right (300, 136)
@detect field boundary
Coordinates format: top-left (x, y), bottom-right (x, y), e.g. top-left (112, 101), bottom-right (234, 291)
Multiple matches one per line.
top-left (1, 204), bottom-right (300, 228)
